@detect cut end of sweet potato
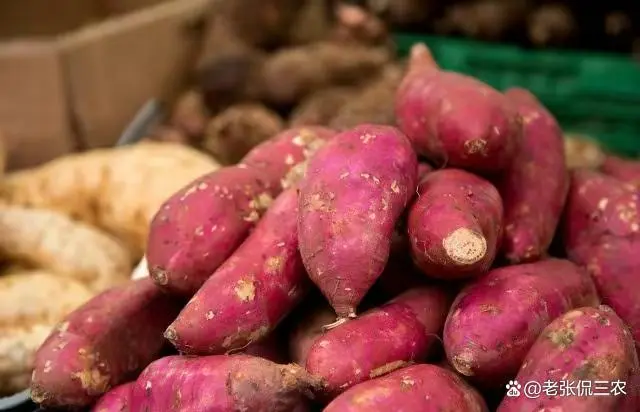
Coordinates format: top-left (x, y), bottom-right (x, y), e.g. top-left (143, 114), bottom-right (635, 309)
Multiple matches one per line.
top-left (442, 228), bottom-right (487, 266)
top-left (451, 350), bottom-right (476, 377)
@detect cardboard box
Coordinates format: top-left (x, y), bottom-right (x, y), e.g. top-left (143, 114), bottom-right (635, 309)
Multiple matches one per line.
top-left (0, 0), bottom-right (210, 170)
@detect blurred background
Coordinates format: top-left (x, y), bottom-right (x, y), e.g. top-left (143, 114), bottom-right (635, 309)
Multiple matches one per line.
top-left (0, 0), bottom-right (638, 409)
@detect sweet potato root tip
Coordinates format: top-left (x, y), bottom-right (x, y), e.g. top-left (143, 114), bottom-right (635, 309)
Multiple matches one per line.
top-left (322, 316), bottom-right (351, 332)
top-left (443, 228), bottom-right (487, 265)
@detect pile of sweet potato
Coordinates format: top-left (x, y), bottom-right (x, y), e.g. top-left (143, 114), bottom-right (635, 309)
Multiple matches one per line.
top-left (28, 42), bottom-right (640, 412)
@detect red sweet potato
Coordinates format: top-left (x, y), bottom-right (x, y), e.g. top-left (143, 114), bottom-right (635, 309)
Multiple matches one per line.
top-left (601, 155), bottom-right (640, 189)
top-left (298, 124), bottom-right (418, 319)
top-left (417, 162), bottom-right (433, 182)
top-left (165, 188), bottom-right (308, 355)
top-left (240, 126), bottom-right (335, 192)
top-left (129, 354), bottom-right (321, 412)
top-left (30, 279), bottom-right (183, 409)
top-left (146, 166), bottom-right (271, 296)
top-left (289, 305), bottom-right (335, 365)
top-left (497, 306), bottom-right (640, 412)
top-left (444, 259), bottom-right (600, 386)
top-left (408, 168), bottom-right (503, 280)
top-left (147, 127), bottom-right (333, 297)
top-left (91, 382), bottom-right (133, 412)
top-left (306, 286), bottom-right (451, 397)
top-left (563, 169), bottom-right (640, 263)
top-left (498, 88), bottom-right (569, 263)
top-left (395, 44), bottom-right (522, 173)
top-left (324, 364), bottom-right (489, 412)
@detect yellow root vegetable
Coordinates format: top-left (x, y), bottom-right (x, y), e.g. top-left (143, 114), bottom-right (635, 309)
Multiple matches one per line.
top-left (0, 206), bottom-right (132, 291)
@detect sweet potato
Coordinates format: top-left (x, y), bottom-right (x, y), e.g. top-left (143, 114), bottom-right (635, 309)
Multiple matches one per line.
top-left (497, 306), bottom-right (640, 412)
top-left (241, 126), bottom-right (335, 193)
top-left (324, 364), bottom-right (489, 412)
top-left (91, 382), bottom-right (133, 412)
top-left (562, 169), bottom-right (640, 263)
top-left (395, 44), bottom-right (522, 173)
top-left (165, 188), bottom-right (308, 355)
top-left (564, 134), bottom-right (605, 169)
top-left (582, 237), bottom-right (640, 350)
top-left (298, 124), bottom-right (418, 319)
top-left (146, 166), bottom-right (271, 296)
top-left (306, 286), bottom-right (451, 397)
top-left (562, 169), bottom-right (640, 348)
top-left (498, 88), bottom-right (569, 263)
top-left (408, 169), bottom-right (503, 280)
top-left (444, 259), bottom-right (600, 386)
top-left (417, 162), bottom-right (433, 181)
top-left (147, 127), bottom-right (333, 297)
top-left (30, 279), bottom-right (183, 408)
top-left (288, 304), bottom-right (335, 365)
top-left (129, 354), bottom-right (321, 412)
top-left (601, 155), bottom-right (640, 189)
top-left (202, 103), bottom-right (284, 165)
top-left (259, 42), bottom-right (391, 106)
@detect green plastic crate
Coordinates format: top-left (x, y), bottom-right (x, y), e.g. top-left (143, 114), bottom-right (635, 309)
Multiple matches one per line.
top-left (394, 34), bottom-right (640, 157)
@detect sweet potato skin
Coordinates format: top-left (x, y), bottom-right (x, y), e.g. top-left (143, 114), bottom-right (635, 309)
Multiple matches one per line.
top-left (298, 124), bottom-right (418, 318)
top-left (324, 364), bottom-right (489, 412)
top-left (165, 188), bottom-right (308, 355)
top-left (563, 169), bottom-right (640, 349)
top-left (497, 306), bottom-right (640, 412)
top-left (129, 355), bottom-right (318, 412)
top-left (444, 259), bottom-right (600, 386)
top-left (498, 88), bottom-right (569, 263)
top-left (91, 382), bottom-right (133, 412)
top-left (408, 169), bottom-right (503, 280)
top-left (240, 126), bottom-right (335, 193)
top-left (30, 279), bottom-right (183, 409)
top-left (601, 155), bottom-right (640, 189)
top-left (146, 166), bottom-right (271, 296)
top-left (306, 287), bottom-right (451, 397)
top-left (395, 44), bottom-right (522, 173)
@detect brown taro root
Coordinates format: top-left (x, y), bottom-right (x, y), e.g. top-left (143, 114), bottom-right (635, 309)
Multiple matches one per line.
top-left (330, 3), bottom-right (390, 47)
top-left (290, 87), bottom-right (358, 127)
top-left (259, 42), bottom-right (392, 107)
top-left (169, 90), bottom-right (208, 141)
top-left (435, 0), bottom-right (531, 41)
top-left (202, 103), bottom-right (284, 164)
top-left (330, 63), bottom-right (404, 130)
top-left (528, 3), bottom-right (578, 48)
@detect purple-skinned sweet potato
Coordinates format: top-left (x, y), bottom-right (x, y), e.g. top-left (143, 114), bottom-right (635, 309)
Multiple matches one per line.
top-left (146, 166), bottom-right (272, 296)
top-left (240, 126), bottom-right (335, 192)
top-left (498, 88), bottom-right (569, 263)
top-left (324, 364), bottom-right (489, 412)
top-left (408, 168), bottom-right (503, 280)
top-left (30, 279), bottom-right (183, 409)
top-left (417, 162), bottom-right (433, 182)
top-left (395, 44), bottom-right (522, 174)
top-left (562, 169), bottom-right (640, 263)
top-left (306, 286), bottom-right (451, 397)
top-left (601, 155), bottom-right (640, 189)
top-left (298, 124), bottom-right (418, 319)
top-left (444, 259), bottom-right (600, 386)
top-left (91, 382), bottom-right (133, 412)
top-left (497, 305), bottom-right (640, 412)
top-left (129, 354), bottom-right (321, 412)
top-left (165, 188), bottom-right (308, 355)
top-left (147, 127), bottom-right (333, 297)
